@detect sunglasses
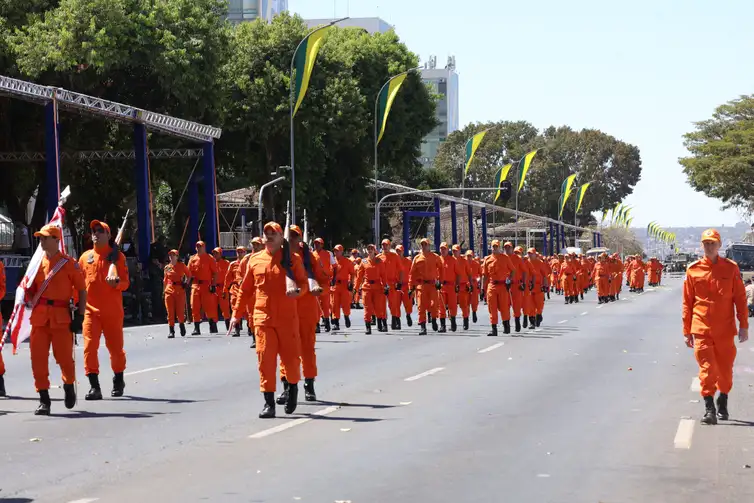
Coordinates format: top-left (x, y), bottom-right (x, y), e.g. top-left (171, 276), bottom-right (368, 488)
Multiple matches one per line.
top-left (92, 227), bottom-right (107, 234)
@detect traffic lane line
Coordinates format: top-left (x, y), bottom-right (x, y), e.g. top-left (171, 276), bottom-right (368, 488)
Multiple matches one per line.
top-left (404, 367), bottom-right (445, 382)
top-left (674, 418), bottom-right (695, 449)
top-left (690, 377), bottom-right (701, 392)
top-left (478, 343), bottom-right (505, 354)
top-left (125, 363), bottom-right (188, 376)
top-left (249, 406), bottom-right (341, 439)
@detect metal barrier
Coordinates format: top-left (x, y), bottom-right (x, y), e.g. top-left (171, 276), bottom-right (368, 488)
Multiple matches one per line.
top-left (219, 231), bottom-right (254, 249)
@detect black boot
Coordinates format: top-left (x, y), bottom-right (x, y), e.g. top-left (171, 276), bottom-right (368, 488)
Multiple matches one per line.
top-left (304, 378), bottom-right (317, 402)
top-left (323, 317), bottom-right (331, 332)
top-left (382, 318), bottom-right (389, 332)
top-left (112, 372), bottom-right (125, 397)
top-left (179, 323), bottom-right (186, 337)
top-left (395, 316), bottom-right (401, 330)
top-left (580, 292), bottom-right (584, 300)
top-left (418, 322), bottom-right (427, 335)
top-left (488, 324), bottom-right (498, 337)
top-left (406, 314), bottom-right (413, 327)
top-left (701, 396), bottom-right (718, 425)
top-left (514, 317), bottom-right (521, 333)
top-left (168, 325), bottom-right (175, 339)
top-left (463, 317), bottom-right (469, 330)
top-left (431, 318), bottom-right (439, 332)
top-left (472, 312), bottom-right (478, 323)
top-left (391, 316), bottom-right (398, 330)
top-left (536, 314), bottom-right (542, 327)
top-left (450, 317), bottom-right (457, 332)
top-left (372, 315), bottom-right (377, 325)
top-left (284, 383), bottom-right (299, 414)
top-left (64, 383), bottom-right (76, 409)
top-left (209, 320), bottom-right (219, 334)
top-left (331, 318), bottom-right (340, 331)
top-left (0, 374), bottom-right (5, 397)
top-left (365, 322), bottom-right (372, 335)
top-left (225, 319), bottom-right (230, 331)
top-left (717, 393), bottom-right (729, 420)
top-left (250, 333), bottom-right (256, 349)
top-left (191, 322), bottom-right (201, 335)
top-left (523, 315), bottom-right (528, 328)
top-left (344, 315), bottom-right (351, 328)
top-left (503, 320), bottom-right (511, 334)
top-left (233, 323), bottom-right (241, 337)
top-left (260, 392), bottom-right (276, 418)
top-left (35, 390), bottom-right (51, 415)
top-left (247, 320), bottom-right (253, 336)
top-left (85, 374), bottom-right (102, 400)
top-left (438, 318), bottom-right (447, 333)
top-left (316, 323), bottom-right (321, 334)
top-left (574, 295), bottom-right (579, 303)
top-left (276, 378), bottom-right (290, 405)
top-left (565, 297), bottom-right (570, 305)
top-left (528, 316), bottom-right (536, 329)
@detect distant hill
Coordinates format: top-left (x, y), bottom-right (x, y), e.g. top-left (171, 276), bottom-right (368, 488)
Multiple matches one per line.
top-left (629, 222), bottom-right (751, 255)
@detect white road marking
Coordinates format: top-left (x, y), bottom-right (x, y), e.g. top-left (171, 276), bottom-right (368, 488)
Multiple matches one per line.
top-left (249, 406), bottom-right (340, 439)
top-left (673, 419), bottom-right (695, 449)
top-left (596, 304), bottom-right (604, 309)
top-left (558, 320), bottom-right (568, 324)
top-left (67, 499), bottom-right (99, 503)
top-left (580, 311), bottom-right (588, 316)
top-left (125, 363), bottom-right (188, 376)
top-left (478, 342), bottom-right (505, 353)
top-left (690, 377), bottom-right (701, 392)
top-left (404, 367), bottom-right (445, 382)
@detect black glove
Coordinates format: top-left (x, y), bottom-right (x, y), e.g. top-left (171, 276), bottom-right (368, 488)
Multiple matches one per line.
top-left (181, 277), bottom-right (189, 289)
top-left (107, 243), bottom-right (119, 264)
top-left (572, 275), bottom-right (577, 282)
top-left (70, 312), bottom-right (84, 334)
top-left (348, 282), bottom-right (354, 292)
top-left (505, 278), bottom-right (511, 290)
top-left (408, 288), bottom-right (415, 297)
top-left (435, 281), bottom-right (442, 290)
top-left (209, 285), bottom-right (217, 294)
top-left (396, 282), bottom-right (403, 291)
top-left (222, 292), bottom-right (227, 300)
top-left (330, 278), bottom-right (336, 287)
top-left (519, 282), bottom-right (525, 291)
top-left (467, 284), bottom-right (473, 293)
top-left (383, 286), bottom-right (390, 296)
top-left (541, 286), bottom-right (547, 292)
top-left (454, 284), bottom-right (460, 293)
top-left (529, 281), bottom-right (535, 291)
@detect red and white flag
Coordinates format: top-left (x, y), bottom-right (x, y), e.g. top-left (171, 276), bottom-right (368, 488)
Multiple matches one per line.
top-left (1, 188), bottom-right (69, 355)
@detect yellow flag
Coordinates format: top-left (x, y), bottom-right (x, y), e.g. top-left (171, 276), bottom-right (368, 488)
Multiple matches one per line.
top-left (575, 182), bottom-right (591, 214)
top-left (494, 163), bottom-right (513, 203)
top-left (517, 149), bottom-right (539, 192)
top-left (464, 129), bottom-right (489, 175)
top-left (558, 174), bottom-right (578, 219)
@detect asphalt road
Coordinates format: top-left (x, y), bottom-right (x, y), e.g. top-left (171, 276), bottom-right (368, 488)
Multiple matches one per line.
top-left (2, 277), bottom-right (754, 503)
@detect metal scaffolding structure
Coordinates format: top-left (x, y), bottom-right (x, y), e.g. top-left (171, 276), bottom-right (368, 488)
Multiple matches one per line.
top-left (0, 148), bottom-right (204, 162)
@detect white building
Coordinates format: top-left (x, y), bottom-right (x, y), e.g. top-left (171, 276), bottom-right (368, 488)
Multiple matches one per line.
top-left (420, 56), bottom-right (460, 168)
top-left (228, 0), bottom-right (288, 23)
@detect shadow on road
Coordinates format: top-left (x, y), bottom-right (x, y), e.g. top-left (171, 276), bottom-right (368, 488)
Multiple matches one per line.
top-left (0, 498), bottom-right (35, 502)
top-left (313, 400), bottom-right (396, 410)
top-left (52, 410), bottom-right (172, 419)
top-left (725, 419), bottom-right (754, 427)
top-left (123, 395), bottom-right (203, 404)
top-left (297, 413), bottom-right (384, 423)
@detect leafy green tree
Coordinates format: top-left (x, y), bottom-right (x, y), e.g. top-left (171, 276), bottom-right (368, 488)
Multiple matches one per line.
top-left (679, 95), bottom-right (754, 213)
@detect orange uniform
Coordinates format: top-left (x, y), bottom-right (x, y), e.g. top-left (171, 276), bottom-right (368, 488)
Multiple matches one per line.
top-left (454, 251), bottom-right (473, 322)
top-left (356, 254), bottom-right (388, 328)
top-left (507, 251), bottom-right (526, 318)
top-left (378, 247), bottom-right (403, 323)
top-left (163, 261), bottom-right (189, 327)
top-left (188, 252), bottom-right (219, 325)
top-left (28, 253), bottom-right (85, 392)
top-left (331, 253), bottom-right (356, 325)
top-left (683, 256), bottom-right (748, 398)
top-left (526, 254), bottom-right (549, 319)
top-left (592, 259), bottom-right (611, 300)
top-left (236, 248), bottom-right (307, 393)
top-left (396, 248), bottom-right (414, 321)
top-left (467, 255), bottom-right (482, 319)
top-left (79, 244), bottom-right (130, 376)
top-left (520, 255), bottom-right (536, 319)
top-left (214, 255), bottom-right (231, 321)
top-left (409, 250), bottom-right (442, 329)
top-left (225, 258), bottom-right (243, 317)
top-left (482, 252), bottom-right (514, 329)
top-left (312, 247), bottom-right (333, 324)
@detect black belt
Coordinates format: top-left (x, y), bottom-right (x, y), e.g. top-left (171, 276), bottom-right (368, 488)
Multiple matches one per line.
top-left (492, 280), bottom-right (506, 285)
top-left (368, 280), bottom-right (376, 284)
top-left (422, 280), bottom-right (434, 284)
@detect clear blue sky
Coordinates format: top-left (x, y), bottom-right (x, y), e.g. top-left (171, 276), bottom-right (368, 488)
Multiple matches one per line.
top-left (290, 0), bottom-right (753, 227)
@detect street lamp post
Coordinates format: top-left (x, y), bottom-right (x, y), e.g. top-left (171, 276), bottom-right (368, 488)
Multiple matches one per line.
top-left (258, 172), bottom-right (287, 236)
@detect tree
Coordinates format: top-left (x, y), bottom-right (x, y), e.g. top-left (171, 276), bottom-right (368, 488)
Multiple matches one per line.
top-left (433, 122), bottom-right (642, 223)
top-left (680, 95), bottom-right (754, 214)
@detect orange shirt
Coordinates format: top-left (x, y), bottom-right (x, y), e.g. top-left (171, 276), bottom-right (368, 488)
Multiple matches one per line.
top-left (356, 256), bottom-right (388, 291)
top-left (467, 258), bottom-right (481, 281)
top-left (399, 255), bottom-right (412, 285)
top-left (453, 254), bottom-right (472, 284)
top-left (378, 250), bottom-right (402, 283)
top-left (188, 253), bottom-right (218, 284)
top-left (79, 245), bottom-right (130, 314)
top-left (295, 246), bottom-right (323, 318)
top-left (163, 262), bottom-right (190, 295)
top-left (333, 256), bottom-right (355, 285)
top-left (439, 254), bottom-right (462, 284)
top-left (593, 261), bottom-right (610, 280)
top-left (312, 249), bottom-right (333, 286)
top-left (31, 252), bottom-right (86, 328)
top-left (682, 256), bottom-right (748, 337)
top-left (409, 252), bottom-right (442, 287)
top-left (225, 259), bottom-right (241, 294)
top-left (215, 258), bottom-right (230, 287)
top-left (528, 257), bottom-right (548, 288)
top-left (238, 248), bottom-right (308, 328)
top-left (482, 253), bottom-right (514, 285)
top-left (507, 253), bottom-right (526, 282)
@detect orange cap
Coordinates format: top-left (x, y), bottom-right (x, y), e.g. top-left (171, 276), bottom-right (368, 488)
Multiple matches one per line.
top-left (34, 224), bottom-right (62, 239)
top-left (334, 244), bottom-right (344, 252)
top-left (514, 246), bottom-right (524, 254)
top-left (289, 225), bottom-right (302, 236)
top-left (168, 249), bottom-right (179, 256)
top-left (503, 241), bottom-right (513, 248)
top-left (440, 242), bottom-right (449, 249)
top-left (395, 244), bottom-right (404, 251)
top-left (527, 247), bottom-right (536, 254)
top-left (452, 244), bottom-right (460, 251)
top-left (89, 220), bottom-right (111, 235)
top-left (491, 239), bottom-right (501, 248)
top-left (236, 246), bottom-right (247, 252)
top-left (196, 240), bottom-right (206, 248)
top-left (465, 250), bottom-right (474, 256)
top-left (701, 228), bottom-right (721, 243)
top-left (351, 248), bottom-right (359, 254)
top-left (381, 239), bottom-right (391, 246)
top-left (420, 238), bottom-right (429, 245)
top-left (251, 237), bottom-right (262, 245)
top-left (314, 237), bottom-right (324, 244)
top-left (263, 222), bottom-right (283, 234)
top-left (367, 243), bottom-right (376, 250)
top-left (212, 247), bottom-right (222, 254)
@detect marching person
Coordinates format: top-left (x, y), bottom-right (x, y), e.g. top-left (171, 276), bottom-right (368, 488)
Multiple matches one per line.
top-left (79, 219), bottom-right (130, 400)
top-left (395, 244), bottom-right (414, 327)
top-left (356, 244), bottom-right (388, 334)
top-left (235, 238), bottom-right (263, 346)
top-left (466, 250), bottom-right (482, 324)
top-left (28, 225), bottom-right (87, 415)
top-left (683, 229), bottom-right (749, 425)
top-left (330, 245), bottom-right (355, 331)
top-left (212, 247), bottom-right (231, 331)
top-left (230, 222), bottom-right (307, 418)
top-left (312, 238), bottom-right (334, 332)
top-left (188, 241), bottom-right (219, 335)
top-left (225, 246), bottom-right (247, 337)
top-left (379, 239), bottom-right (403, 330)
top-left (593, 253), bottom-right (611, 304)
top-left (504, 242), bottom-right (526, 332)
top-left (409, 238), bottom-right (442, 335)
top-left (452, 245), bottom-right (473, 330)
top-left (483, 240), bottom-right (514, 336)
top-left (163, 249), bottom-right (190, 338)
top-left (527, 248), bottom-right (549, 327)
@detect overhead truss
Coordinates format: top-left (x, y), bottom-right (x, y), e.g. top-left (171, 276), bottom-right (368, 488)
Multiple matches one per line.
top-left (0, 149), bottom-right (203, 162)
top-left (0, 75), bottom-right (222, 142)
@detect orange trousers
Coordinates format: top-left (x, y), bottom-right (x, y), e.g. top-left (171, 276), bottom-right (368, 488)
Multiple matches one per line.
top-left (318, 293), bottom-right (331, 319)
top-left (399, 287), bottom-right (413, 314)
top-left (695, 335), bottom-right (737, 396)
top-left (83, 310), bottom-right (126, 375)
top-left (387, 285), bottom-right (401, 317)
top-left (0, 349), bottom-right (4, 375)
top-left (217, 289), bottom-right (231, 320)
top-left (280, 308), bottom-right (318, 381)
top-left (30, 323), bottom-right (75, 391)
top-left (439, 286), bottom-right (458, 318)
top-left (487, 286), bottom-right (511, 324)
top-left (165, 291), bottom-right (186, 326)
top-left (470, 282), bottom-right (479, 313)
top-left (331, 286), bottom-right (351, 319)
top-left (417, 285), bottom-right (439, 324)
top-left (511, 287), bottom-right (523, 317)
top-left (191, 284), bottom-right (218, 322)
top-left (632, 270), bottom-right (645, 289)
top-left (523, 290), bottom-right (536, 317)
top-left (532, 291), bottom-right (545, 315)
top-left (458, 284), bottom-right (470, 318)
top-left (363, 288), bottom-right (387, 321)
top-left (596, 278), bottom-right (609, 297)
top-left (256, 325), bottom-right (301, 392)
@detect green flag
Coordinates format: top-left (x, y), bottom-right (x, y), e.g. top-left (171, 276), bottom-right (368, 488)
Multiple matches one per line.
top-left (575, 182), bottom-right (591, 213)
top-left (494, 163), bottom-right (513, 203)
top-left (558, 174), bottom-right (578, 219)
top-left (292, 24), bottom-right (333, 118)
top-left (376, 73), bottom-right (409, 145)
top-left (517, 149), bottom-right (539, 191)
top-left (464, 129), bottom-right (489, 175)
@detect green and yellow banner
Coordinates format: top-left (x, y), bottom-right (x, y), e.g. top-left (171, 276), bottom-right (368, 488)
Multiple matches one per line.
top-left (292, 24), bottom-right (334, 118)
top-left (464, 129), bottom-right (489, 175)
top-left (376, 73), bottom-right (409, 145)
top-left (558, 173), bottom-right (578, 219)
top-left (494, 163), bottom-right (513, 203)
top-left (517, 149), bottom-right (539, 191)
top-left (575, 182), bottom-right (591, 214)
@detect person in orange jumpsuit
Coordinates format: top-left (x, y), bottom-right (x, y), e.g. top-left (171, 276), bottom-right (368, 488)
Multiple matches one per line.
top-left (466, 251), bottom-right (481, 324)
top-left (349, 248), bottom-right (362, 309)
top-left (379, 239), bottom-right (404, 330)
top-left (560, 254), bottom-right (579, 304)
top-left (212, 247), bottom-right (231, 331)
top-left (277, 225), bottom-right (323, 403)
top-left (408, 238), bottom-right (442, 335)
top-left (452, 245), bottom-right (473, 330)
top-left (647, 257), bottom-right (663, 286)
top-left (527, 248), bottom-right (549, 327)
top-left (27, 225), bottom-right (87, 415)
top-left (549, 255), bottom-right (561, 296)
top-left (515, 246), bottom-right (536, 329)
top-left (631, 256), bottom-right (646, 293)
top-left (224, 246), bottom-right (247, 337)
top-left (0, 258), bottom-right (5, 397)
top-left (230, 221), bottom-right (307, 418)
top-left (164, 249), bottom-right (190, 338)
top-left (504, 242), bottom-right (526, 332)
top-left (235, 239), bottom-right (262, 345)
top-left (437, 242), bottom-right (463, 333)
top-left (356, 244), bottom-right (388, 334)
top-left (483, 240), bottom-right (514, 336)
top-left (312, 238), bottom-right (334, 332)
top-left (592, 253), bottom-right (611, 304)
top-left (395, 244), bottom-right (414, 327)
top-left (79, 219), bottom-right (130, 400)
top-left (330, 245), bottom-right (355, 331)
top-left (188, 241), bottom-right (219, 335)
top-left (683, 228), bottom-right (749, 425)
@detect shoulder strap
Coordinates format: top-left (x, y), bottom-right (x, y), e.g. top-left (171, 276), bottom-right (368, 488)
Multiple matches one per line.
top-left (30, 256), bottom-right (70, 308)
